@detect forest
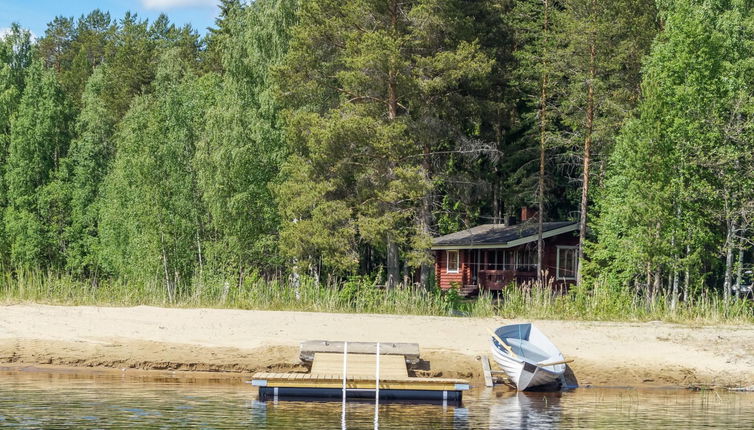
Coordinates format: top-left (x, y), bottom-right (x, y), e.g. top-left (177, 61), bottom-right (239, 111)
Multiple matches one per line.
top-left (1, 0), bottom-right (753, 319)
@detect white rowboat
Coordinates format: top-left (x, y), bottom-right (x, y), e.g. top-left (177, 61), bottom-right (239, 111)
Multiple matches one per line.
top-left (489, 323), bottom-right (566, 391)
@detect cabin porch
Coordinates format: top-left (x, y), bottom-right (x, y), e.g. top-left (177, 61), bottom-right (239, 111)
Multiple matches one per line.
top-left (432, 221), bottom-right (580, 297)
top-left (435, 246), bottom-right (541, 296)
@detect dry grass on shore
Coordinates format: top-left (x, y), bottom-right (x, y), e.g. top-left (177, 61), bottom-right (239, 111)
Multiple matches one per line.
top-left (1, 270), bottom-right (752, 324)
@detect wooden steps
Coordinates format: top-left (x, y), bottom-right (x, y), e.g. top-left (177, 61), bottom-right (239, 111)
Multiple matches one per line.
top-left (459, 285), bottom-right (480, 297)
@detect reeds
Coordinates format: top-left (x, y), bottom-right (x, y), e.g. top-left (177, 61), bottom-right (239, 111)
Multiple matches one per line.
top-left (1, 269), bottom-right (751, 323)
top-left (496, 280), bottom-right (753, 324)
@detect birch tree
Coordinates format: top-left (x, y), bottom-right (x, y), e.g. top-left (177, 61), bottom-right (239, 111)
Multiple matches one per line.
top-left (4, 60), bottom-right (72, 268)
top-left (588, 0), bottom-right (754, 304)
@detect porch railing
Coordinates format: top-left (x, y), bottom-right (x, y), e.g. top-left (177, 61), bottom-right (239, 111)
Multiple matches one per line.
top-left (477, 269), bottom-right (536, 290)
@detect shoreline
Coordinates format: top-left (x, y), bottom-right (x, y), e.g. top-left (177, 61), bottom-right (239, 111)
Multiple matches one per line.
top-left (1, 304), bottom-right (753, 389)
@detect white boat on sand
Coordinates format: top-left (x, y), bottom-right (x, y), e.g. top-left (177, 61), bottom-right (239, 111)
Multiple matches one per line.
top-left (489, 323), bottom-right (568, 391)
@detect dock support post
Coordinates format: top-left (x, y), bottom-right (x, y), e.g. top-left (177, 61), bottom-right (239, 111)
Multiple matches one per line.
top-left (342, 341), bottom-right (348, 429)
top-left (374, 342), bottom-right (380, 429)
top-left (482, 355), bottom-right (494, 387)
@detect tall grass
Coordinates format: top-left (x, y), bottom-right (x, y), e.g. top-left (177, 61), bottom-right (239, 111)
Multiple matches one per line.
top-left (1, 270), bottom-right (751, 323)
top-left (496, 281), bottom-right (754, 324)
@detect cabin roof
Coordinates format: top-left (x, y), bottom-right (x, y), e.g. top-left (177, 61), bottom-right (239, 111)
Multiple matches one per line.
top-left (431, 221), bottom-right (578, 250)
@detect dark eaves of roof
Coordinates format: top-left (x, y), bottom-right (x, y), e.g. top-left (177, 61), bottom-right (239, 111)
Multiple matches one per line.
top-left (431, 221), bottom-right (578, 250)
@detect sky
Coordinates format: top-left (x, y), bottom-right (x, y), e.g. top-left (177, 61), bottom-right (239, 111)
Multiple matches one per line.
top-left (0, 0), bottom-right (220, 38)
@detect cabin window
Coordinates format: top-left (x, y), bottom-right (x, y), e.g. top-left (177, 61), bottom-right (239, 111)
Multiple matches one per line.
top-left (447, 250), bottom-right (460, 273)
top-left (496, 250), bottom-right (506, 270)
top-left (557, 246), bottom-right (578, 280)
top-left (515, 248), bottom-right (537, 272)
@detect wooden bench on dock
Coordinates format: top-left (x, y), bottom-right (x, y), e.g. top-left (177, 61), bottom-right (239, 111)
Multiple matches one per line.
top-left (299, 340), bottom-right (420, 364)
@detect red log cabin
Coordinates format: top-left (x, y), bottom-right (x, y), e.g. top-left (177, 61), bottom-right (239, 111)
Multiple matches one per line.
top-left (432, 217), bottom-right (579, 296)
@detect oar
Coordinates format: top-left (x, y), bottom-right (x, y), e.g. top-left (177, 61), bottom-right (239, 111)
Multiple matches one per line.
top-left (537, 359), bottom-right (574, 367)
top-left (487, 328), bottom-right (517, 359)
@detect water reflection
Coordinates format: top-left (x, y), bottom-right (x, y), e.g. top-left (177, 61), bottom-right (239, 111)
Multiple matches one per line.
top-left (489, 392), bottom-right (562, 429)
top-left (248, 398), bottom-right (469, 429)
top-left (0, 369), bottom-right (753, 429)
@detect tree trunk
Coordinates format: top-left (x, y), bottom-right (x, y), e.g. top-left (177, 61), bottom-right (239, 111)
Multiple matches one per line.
top-left (419, 262), bottom-right (431, 289)
top-left (387, 235), bottom-right (399, 288)
top-left (162, 250), bottom-right (173, 303)
top-left (671, 268), bottom-right (679, 311)
top-left (493, 108), bottom-right (503, 225)
top-left (577, 18), bottom-right (596, 286)
top-left (735, 246), bottom-right (744, 298)
top-left (652, 268), bottom-right (661, 304)
top-left (492, 179), bottom-right (500, 224)
top-left (723, 217), bottom-right (736, 303)
top-left (537, 0), bottom-right (550, 284)
top-left (387, 0), bottom-right (398, 122)
top-left (238, 260), bottom-right (245, 290)
top-left (418, 138), bottom-right (434, 288)
top-left (683, 244), bottom-right (690, 303)
top-left (292, 257), bottom-right (301, 300)
top-left (221, 280), bottom-right (230, 303)
top-left (196, 229), bottom-right (204, 284)
top-left (403, 261), bottom-right (410, 287)
top-left (310, 258), bottom-right (320, 285)
top-left (384, 0), bottom-right (401, 288)
top-left (159, 231), bottom-right (174, 303)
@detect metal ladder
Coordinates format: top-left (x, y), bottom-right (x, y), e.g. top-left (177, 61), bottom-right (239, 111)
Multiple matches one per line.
top-left (341, 341), bottom-right (381, 430)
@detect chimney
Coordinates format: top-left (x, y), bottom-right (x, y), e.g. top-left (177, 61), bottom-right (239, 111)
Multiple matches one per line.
top-left (521, 207), bottom-right (537, 221)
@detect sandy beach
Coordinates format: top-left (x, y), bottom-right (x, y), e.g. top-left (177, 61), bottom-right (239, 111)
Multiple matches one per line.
top-left (1, 304), bottom-right (753, 388)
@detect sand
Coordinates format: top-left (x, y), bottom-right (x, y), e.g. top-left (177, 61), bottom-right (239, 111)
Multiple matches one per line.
top-left (1, 304), bottom-right (753, 388)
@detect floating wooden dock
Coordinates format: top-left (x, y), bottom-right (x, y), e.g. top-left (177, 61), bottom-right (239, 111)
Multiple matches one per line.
top-left (252, 341), bottom-right (469, 402)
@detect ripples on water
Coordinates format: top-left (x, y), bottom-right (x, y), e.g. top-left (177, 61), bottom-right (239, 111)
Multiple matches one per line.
top-left (0, 369), bottom-right (752, 429)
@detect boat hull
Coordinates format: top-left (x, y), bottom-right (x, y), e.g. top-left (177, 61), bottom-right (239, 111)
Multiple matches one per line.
top-left (490, 339), bottom-right (563, 390)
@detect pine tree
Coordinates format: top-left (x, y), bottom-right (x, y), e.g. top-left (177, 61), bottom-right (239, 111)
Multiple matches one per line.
top-left (557, 0), bottom-right (658, 284)
top-left (276, 0), bottom-right (492, 284)
top-left (508, 0), bottom-right (566, 280)
top-left (103, 12), bottom-right (157, 120)
top-left (204, 0), bottom-right (245, 73)
top-left (61, 10), bottom-right (115, 110)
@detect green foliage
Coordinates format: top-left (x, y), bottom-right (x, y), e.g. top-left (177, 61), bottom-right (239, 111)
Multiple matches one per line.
top-left (98, 50), bottom-right (218, 298)
top-left (1, 1), bottom-right (753, 321)
top-left (197, 0), bottom-right (297, 278)
top-left (557, 0), bottom-right (658, 175)
top-left (276, 0), bottom-right (493, 276)
top-left (586, 0), bottom-right (754, 303)
top-left (62, 65), bottom-right (116, 277)
top-left (0, 24), bottom-right (34, 264)
top-left (2, 271), bottom-right (750, 324)
top-left (4, 60), bottom-right (72, 268)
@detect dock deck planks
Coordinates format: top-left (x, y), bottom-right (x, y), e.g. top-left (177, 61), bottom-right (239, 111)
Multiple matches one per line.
top-left (310, 353), bottom-right (408, 379)
top-left (252, 342), bottom-right (469, 401)
top-left (252, 372), bottom-right (468, 391)
top-left (252, 352), bottom-right (469, 392)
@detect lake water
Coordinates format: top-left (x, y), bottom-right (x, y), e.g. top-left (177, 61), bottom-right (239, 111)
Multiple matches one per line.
top-left (0, 369), bottom-right (753, 429)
